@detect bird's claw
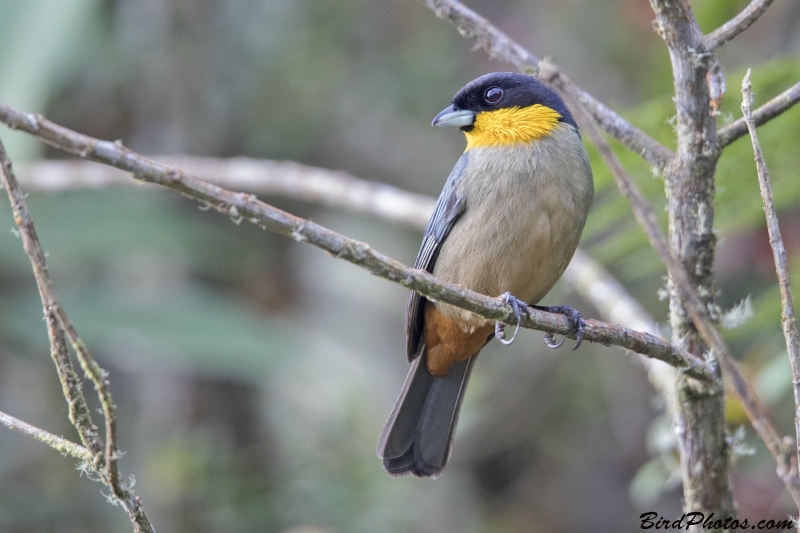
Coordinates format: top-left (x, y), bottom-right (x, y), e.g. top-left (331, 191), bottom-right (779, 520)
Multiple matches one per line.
top-left (542, 333), bottom-right (565, 349)
top-left (495, 292), bottom-right (528, 346)
top-left (532, 304), bottom-right (586, 350)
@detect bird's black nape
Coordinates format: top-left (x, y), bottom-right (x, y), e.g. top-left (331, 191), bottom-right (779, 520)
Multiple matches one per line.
top-left (450, 72), bottom-right (578, 131)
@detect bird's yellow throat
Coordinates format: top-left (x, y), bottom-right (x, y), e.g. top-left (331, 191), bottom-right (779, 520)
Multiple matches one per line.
top-left (464, 104), bottom-right (561, 150)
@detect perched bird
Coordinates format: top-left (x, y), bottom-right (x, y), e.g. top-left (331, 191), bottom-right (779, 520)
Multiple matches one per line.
top-left (377, 72), bottom-right (594, 478)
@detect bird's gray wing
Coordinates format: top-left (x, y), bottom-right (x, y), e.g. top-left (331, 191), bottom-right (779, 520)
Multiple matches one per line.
top-left (405, 153), bottom-right (468, 361)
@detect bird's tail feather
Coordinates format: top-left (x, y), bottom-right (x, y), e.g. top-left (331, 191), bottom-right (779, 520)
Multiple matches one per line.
top-left (377, 354), bottom-right (477, 478)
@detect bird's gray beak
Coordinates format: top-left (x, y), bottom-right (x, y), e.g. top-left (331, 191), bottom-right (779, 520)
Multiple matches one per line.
top-left (432, 105), bottom-right (475, 128)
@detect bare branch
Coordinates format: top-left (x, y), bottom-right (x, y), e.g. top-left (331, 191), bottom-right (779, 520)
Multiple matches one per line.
top-left (718, 80), bottom-right (800, 149)
top-left (704, 0), bottom-right (776, 51)
top-left (414, 11), bottom-right (769, 498)
top-left (0, 104), bottom-right (714, 381)
top-left (0, 141), bottom-right (104, 459)
top-left (417, 0), bottom-right (537, 72)
top-left (742, 68), bottom-right (800, 482)
top-left (15, 157), bottom-right (436, 231)
top-left (649, 0), bottom-right (740, 521)
top-left (0, 410), bottom-right (94, 464)
top-left (572, 92), bottom-right (800, 507)
top-left (0, 138), bottom-right (154, 533)
top-left (16, 157), bottom-right (682, 415)
top-left (415, 0), bottom-right (674, 171)
top-left (55, 309), bottom-right (123, 500)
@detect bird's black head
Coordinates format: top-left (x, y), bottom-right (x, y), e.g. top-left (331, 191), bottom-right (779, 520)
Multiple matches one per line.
top-left (432, 72), bottom-right (578, 149)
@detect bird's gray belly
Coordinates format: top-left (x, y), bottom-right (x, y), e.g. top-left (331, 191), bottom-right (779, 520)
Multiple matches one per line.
top-left (432, 157), bottom-right (586, 328)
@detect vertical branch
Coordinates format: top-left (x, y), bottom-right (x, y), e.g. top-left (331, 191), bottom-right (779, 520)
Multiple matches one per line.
top-left (0, 142), bottom-right (104, 461)
top-left (571, 96), bottom-right (800, 506)
top-left (56, 310), bottom-right (123, 496)
top-left (742, 69), bottom-right (800, 479)
top-left (649, 0), bottom-right (735, 523)
top-left (0, 137), bottom-right (154, 533)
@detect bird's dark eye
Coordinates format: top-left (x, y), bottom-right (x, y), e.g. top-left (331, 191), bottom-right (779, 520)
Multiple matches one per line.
top-left (484, 87), bottom-right (503, 104)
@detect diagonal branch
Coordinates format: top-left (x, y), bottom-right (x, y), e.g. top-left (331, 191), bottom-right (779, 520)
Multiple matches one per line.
top-left (14, 157), bottom-right (681, 414)
top-left (0, 410), bottom-right (93, 464)
top-left (742, 68), bottom-right (800, 484)
top-left (704, 0), bottom-right (776, 51)
top-left (415, 0), bottom-right (674, 171)
top-left (0, 103), bottom-right (713, 382)
top-left (718, 80), bottom-right (800, 149)
top-left (0, 138), bottom-right (154, 533)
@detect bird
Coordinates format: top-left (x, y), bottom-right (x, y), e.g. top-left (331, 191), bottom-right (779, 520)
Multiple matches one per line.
top-left (376, 72), bottom-right (594, 478)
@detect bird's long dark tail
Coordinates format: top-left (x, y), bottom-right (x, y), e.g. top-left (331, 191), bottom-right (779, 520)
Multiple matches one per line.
top-left (377, 353), bottom-right (478, 478)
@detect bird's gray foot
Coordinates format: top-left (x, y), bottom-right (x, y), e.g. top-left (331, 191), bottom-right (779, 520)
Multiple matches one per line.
top-left (531, 304), bottom-right (586, 350)
top-left (495, 292), bottom-right (529, 346)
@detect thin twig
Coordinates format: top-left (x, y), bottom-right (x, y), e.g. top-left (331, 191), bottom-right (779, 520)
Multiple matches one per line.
top-left (718, 80), bottom-right (800, 149)
top-left (704, 0), bottom-right (776, 50)
top-left (415, 0), bottom-right (674, 171)
top-left (0, 410), bottom-right (93, 464)
top-left (742, 68), bottom-right (800, 483)
top-left (55, 309), bottom-right (123, 498)
top-left (0, 137), bottom-right (154, 533)
top-left (0, 104), bottom-right (714, 382)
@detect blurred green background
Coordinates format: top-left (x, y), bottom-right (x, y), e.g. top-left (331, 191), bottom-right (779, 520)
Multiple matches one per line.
top-left (0, 0), bottom-right (799, 531)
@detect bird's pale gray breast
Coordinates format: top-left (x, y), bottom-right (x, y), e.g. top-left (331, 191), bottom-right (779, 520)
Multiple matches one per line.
top-left (432, 124), bottom-right (593, 327)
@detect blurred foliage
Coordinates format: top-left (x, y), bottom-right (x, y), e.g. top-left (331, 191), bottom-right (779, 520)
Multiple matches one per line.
top-left (0, 0), bottom-right (799, 532)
